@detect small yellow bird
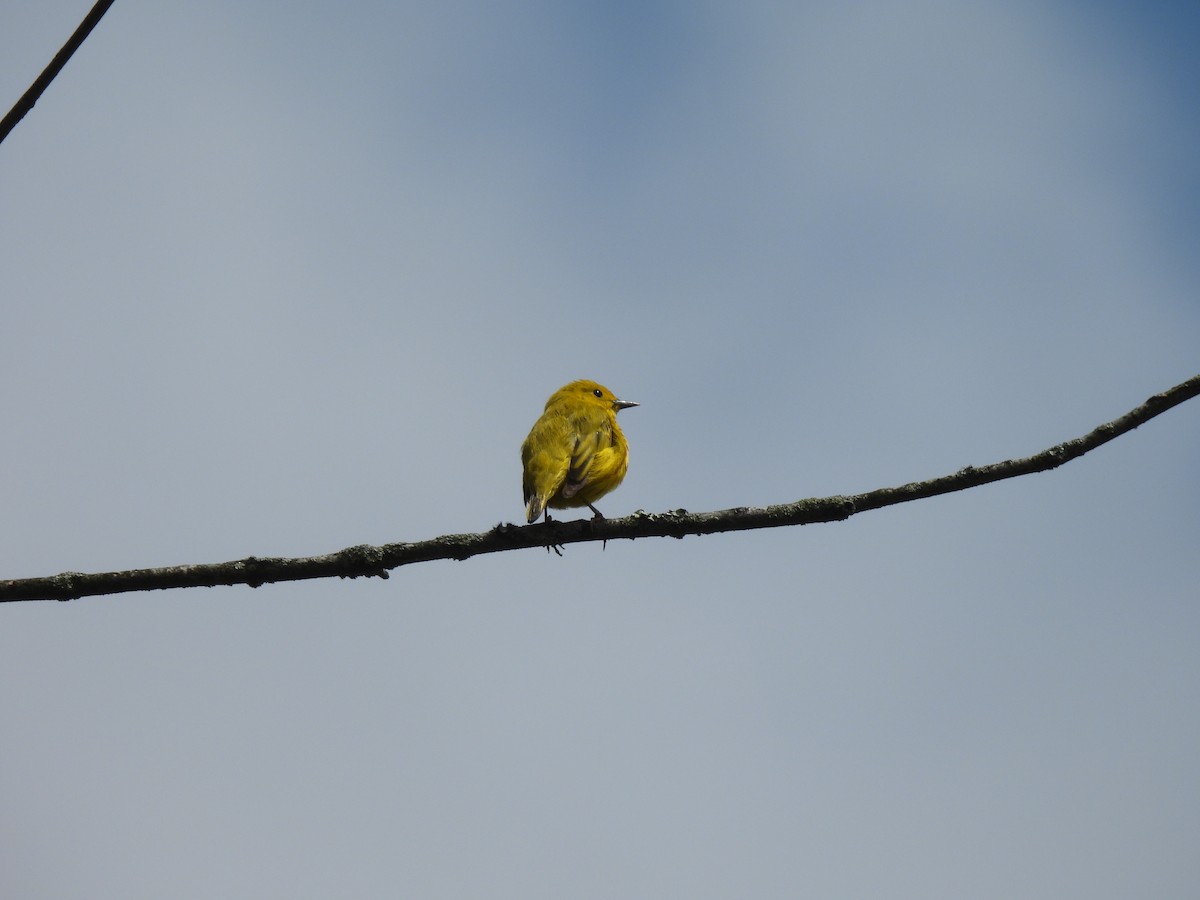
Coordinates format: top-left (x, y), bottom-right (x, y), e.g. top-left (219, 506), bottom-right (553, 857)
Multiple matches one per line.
top-left (521, 380), bottom-right (639, 524)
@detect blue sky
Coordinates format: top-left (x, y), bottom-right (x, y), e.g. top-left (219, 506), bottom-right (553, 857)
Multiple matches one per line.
top-left (2, 2), bottom-right (1198, 897)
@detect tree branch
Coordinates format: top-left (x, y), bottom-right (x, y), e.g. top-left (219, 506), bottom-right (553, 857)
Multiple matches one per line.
top-left (0, 0), bottom-right (117, 146)
top-left (2, 374), bottom-right (1197, 603)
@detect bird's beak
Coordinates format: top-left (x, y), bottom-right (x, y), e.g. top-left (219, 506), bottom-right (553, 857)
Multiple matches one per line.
top-left (614, 399), bottom-right (639, 410)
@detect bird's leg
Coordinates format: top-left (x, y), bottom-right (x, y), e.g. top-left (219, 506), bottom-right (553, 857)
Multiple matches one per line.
top-left (586, 504), bottom-right (610, 550)
top-left (540, 511), bottom-right (564, 555)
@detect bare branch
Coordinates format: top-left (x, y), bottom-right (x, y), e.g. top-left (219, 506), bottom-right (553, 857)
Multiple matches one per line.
top-left (0, 0), bottom-right (117, 146)
top-left (2, 374), bottom-right (1197, 603)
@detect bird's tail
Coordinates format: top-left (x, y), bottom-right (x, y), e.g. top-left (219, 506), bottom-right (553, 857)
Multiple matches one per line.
top-left (526, 496), bottom-right (546, 524)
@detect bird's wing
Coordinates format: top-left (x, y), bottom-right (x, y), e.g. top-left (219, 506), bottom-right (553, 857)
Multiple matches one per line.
top-left (522, 415), bottom-right (575, 515)
top-left (560, 429), bottom-right (601, 499)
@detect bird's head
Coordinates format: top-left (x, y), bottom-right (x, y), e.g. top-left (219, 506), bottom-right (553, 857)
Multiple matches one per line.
top-left (549, 380), bottom-right (639, 414)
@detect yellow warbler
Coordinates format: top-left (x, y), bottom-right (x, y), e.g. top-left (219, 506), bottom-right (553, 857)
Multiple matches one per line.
top-left (521, 380), bottom-right (639, 524)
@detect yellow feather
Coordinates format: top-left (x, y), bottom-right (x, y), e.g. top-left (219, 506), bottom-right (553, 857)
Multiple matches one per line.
top-left (520, 380), bottom-right (638, 523)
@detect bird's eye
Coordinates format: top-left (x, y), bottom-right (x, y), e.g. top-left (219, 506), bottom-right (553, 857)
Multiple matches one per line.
top-left (593, 389), bottom-right (603, 398)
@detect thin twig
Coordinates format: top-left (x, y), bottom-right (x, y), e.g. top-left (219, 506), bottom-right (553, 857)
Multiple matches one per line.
top-left (2, 374), bottom-right (1197, 603)
top-left (0, 0), bottom-right (118, 146)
